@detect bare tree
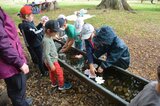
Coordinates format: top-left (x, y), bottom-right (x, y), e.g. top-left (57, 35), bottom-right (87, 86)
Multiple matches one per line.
top-left (97, 0), bottom-right (133, 11)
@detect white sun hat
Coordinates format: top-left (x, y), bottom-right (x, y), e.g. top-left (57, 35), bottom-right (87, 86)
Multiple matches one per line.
top-left (81, 23), bottom-right (94, 40)
top-left (57, 14), bottom-right (66, 20)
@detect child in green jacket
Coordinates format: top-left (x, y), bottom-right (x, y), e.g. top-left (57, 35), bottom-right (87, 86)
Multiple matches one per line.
top-left (42, 20), bottom-right (72, 90)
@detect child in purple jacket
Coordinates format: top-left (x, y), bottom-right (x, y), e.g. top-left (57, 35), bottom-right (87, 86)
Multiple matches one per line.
top-left (0, 7), bottom-right (32, 106)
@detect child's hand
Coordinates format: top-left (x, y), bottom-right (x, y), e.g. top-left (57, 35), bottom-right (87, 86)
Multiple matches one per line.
top-left (50, 65), bottom-right (56, 72)
top-left (59, 48), bottom-right (65, 53)
top-left (59, 45), bottom-right (67, 53)
top-left (20, 63), bottom-right (29, 74)
top-left (41, 21), bottom-right (46, 26)
top-left (41, 16), bottom-right (49, 26)
top-left (74, 54), bottom-right (83, 59)
top-left (62, 45), bottom-right (67, 49)
top-left (90, 64), bottom-right (97, 76)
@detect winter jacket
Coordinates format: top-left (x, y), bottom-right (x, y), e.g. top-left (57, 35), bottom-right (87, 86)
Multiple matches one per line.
top-left (42, 35), bottom-right (58, 68)
top-left (85, 26), bottom-right (130, 69)
top-left (19, 20), bottom-right (44, 47)
top-left (0, 8), bottom-right (26, 79)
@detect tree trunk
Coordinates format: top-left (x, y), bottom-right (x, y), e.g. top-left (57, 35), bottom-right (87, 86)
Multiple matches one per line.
top-left (46, 1), bottom-right (59, 11)
top-left (97, 0), bottom-right (133, 11)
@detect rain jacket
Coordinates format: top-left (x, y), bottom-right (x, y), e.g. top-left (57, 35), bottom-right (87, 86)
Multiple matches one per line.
top-left (19, 20), bottom-right (44, 47)
top-left (0, 8), bottom-right (26, 79)
top-left (85, 26), bottom-right (130, 69)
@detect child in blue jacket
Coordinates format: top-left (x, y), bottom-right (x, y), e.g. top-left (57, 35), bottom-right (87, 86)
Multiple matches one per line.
top-left (81, 23), bottom-right (130, 76)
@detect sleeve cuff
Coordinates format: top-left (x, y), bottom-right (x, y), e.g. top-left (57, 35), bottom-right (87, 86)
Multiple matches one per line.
top-left (49, 61), bottom-right (53, 69)
top-left (39, 23), bottom-right (43, 27)
top-left (16, 60), bottom-right (25, 69)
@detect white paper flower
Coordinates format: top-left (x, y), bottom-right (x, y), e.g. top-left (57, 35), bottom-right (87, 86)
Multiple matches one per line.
top-left (95, 77), bottom-right (105, 84)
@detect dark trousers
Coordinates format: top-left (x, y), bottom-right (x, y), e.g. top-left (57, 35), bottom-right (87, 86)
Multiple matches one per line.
top-left (27, 46), bottom-right (38, 64)
top-left (4, 73), bottom-right (28, 106)
top-left (33, 45), bottom-right (47, 75)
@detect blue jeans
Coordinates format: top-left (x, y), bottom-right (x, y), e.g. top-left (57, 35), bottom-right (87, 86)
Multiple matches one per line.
top-left (4, 73), bottom-right (29, 106)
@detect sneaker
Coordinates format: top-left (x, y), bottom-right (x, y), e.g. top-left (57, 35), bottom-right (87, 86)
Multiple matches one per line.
top-left (51, 84), bottom-right (58, 88)
top-left (26, 98), bottom-right (33, 106)
top-left (58, 82), bottom-right (72, 90)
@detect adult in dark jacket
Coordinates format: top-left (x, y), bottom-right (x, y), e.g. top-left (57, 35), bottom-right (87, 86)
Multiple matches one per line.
top-left (0, 7), bottom-right (32, 106)
top-left (19, 6), bottom-right (48, 76)
top-left (81, 23), bottom-right (130, 76)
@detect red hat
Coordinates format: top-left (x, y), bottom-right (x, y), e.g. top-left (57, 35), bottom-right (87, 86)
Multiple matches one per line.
top-left (20, 6), bottom-right (32, 15)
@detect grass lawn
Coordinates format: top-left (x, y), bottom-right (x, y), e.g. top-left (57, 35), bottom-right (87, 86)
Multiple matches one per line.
top-left (1, 0), bottom-right (160, 38)
top-left (0, 0), bottom-right (160, 80)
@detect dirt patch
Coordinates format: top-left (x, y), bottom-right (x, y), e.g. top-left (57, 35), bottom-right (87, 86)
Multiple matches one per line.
top-left (1, 35), bottom-right (160, 105)
top-left (123, 36), bottom-right (160, 80)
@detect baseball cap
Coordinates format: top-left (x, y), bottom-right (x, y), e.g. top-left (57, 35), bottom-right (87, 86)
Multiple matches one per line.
top-left (57, 18), bottom-right (65, 28)
top-left (45, 20), bottom-right (60, 32)
top-left (20, 6), bottom-right (32, 15)
top-left (81, 23), bottom-right (94, 40)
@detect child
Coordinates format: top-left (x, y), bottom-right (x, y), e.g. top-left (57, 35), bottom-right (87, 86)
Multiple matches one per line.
top-left (57, 18), bottom-right (77, 52)
top-left (57, 14), bottom-right (68, 42)
top-left (42, 20), bottom-right (72, 90)
top-left (18, 5), bottom-right (48, 77)
top-left (81, 23), bottom-right (130, 76)
top-left (74, 11), bottom-right (84, 51)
